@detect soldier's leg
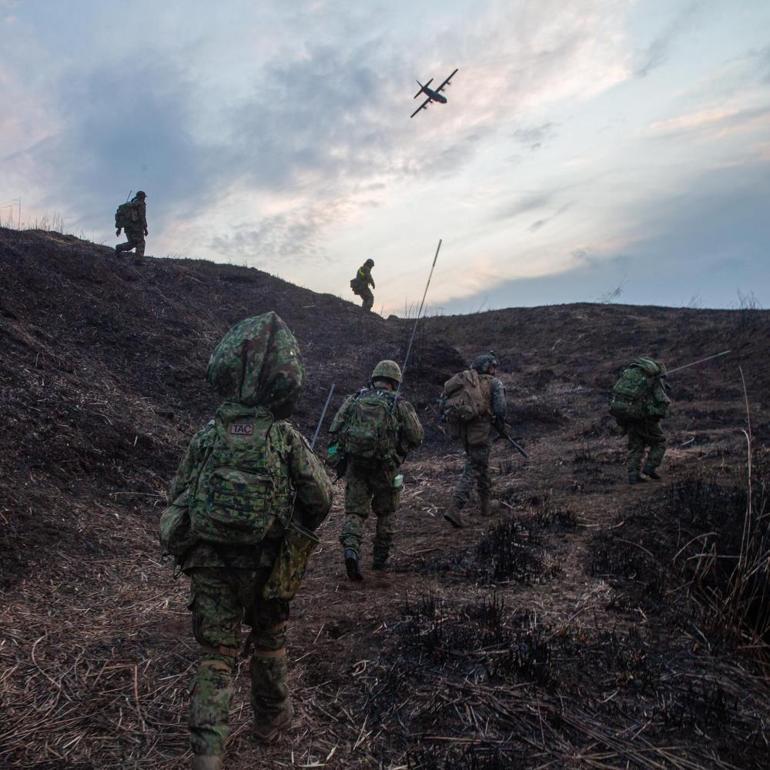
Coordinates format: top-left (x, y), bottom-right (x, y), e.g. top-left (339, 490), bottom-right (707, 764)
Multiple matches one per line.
top-left (340, 465), bottom-right (372, 579)
top-left (454, 446), bottom-right (477, 509)
top-left (188, 569), bottom-right (241, 760)
top-left (115, 236), bottom-right (136, 255)
top-left (361, 288), bottom-right (374, 312)
top-left (371, 471), bottom-right (400, 568)
top-left (246, 581), bottom-right (292, 742)
top-left (642, 421), bottom-right (666, 477)
top-left (133, 235), bottom-right (146, 261)
top-left (626, 424), bottom-right (646, 483)
top-left (470, 443), bottom-right (491, 514)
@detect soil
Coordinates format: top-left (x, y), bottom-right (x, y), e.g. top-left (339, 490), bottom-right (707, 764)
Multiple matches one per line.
top-left (1, 228), bottom-right (769, 769)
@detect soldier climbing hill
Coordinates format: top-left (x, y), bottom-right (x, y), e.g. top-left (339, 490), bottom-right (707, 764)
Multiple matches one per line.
top-left (350, 258), bottom-right (376, 311)
top-left (441, 352), bottom-right (507, 529)
top-left (328, 360), bottom-right (424, 581)
top-left (114, 190), bottom-right (148, 264)
top-left (609, 356), bottom-right (670, 484)
top-left (160, 312), bottom-right (333, 770)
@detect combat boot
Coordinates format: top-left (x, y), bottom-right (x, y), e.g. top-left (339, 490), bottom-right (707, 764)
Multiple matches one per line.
top-left (344, 548), bottom-right (363, 581)
top-left (628, 472), bottom-right (646, 485)
top-left (253, 700), bottom-right (294, 744)
top-left (444, 502), bottom-right (465, 529)
top-left (191, 755), bottom-right (222, 770)
top-left (643, 467), bottom-right (662, 480)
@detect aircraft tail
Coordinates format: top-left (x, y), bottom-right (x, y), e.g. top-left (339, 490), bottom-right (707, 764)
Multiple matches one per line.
top-left (413, 77), bottom-right (433, 98)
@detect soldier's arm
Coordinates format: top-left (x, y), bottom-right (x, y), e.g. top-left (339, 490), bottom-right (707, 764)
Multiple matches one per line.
top-left (490, 378), bottom-right (507, 429)
top-left (328, 396), bottom-right (354, 435)
top-left (397, 400), bottom-right (424, 450)
top-left (168, 428), bottom-right (208, 501)
top-left (285, 426), bottom-right (333, 531)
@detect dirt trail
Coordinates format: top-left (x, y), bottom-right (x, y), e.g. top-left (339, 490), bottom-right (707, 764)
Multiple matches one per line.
top-left (1, 229), bottom-right (769, 769)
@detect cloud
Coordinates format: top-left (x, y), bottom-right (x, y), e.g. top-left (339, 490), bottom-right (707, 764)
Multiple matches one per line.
top-left (441, 159), bottom-right (770, 312)
top-left (634, 1), bottom-right (704, 78)
top-left (512, 122), bottom-right (557, 150)
top-left (649, 104), bottom-right (770, 139)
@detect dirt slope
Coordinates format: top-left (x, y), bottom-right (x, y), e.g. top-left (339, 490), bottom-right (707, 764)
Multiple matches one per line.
top-left (1, 229), bottom-right (769, 769)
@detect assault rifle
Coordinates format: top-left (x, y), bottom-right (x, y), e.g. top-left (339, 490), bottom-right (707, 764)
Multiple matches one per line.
top-left (662, 350), bottom-right (730, 377)
top-left (495, 424), bottom-right (529, 459)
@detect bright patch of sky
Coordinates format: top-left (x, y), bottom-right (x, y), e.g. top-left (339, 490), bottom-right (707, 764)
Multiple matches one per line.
top-left (1, 0), bottom-right (768, 314)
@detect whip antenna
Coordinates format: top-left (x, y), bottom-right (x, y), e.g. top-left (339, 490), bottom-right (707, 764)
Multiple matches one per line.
top-left (395, 238), bottom-right (442, 401)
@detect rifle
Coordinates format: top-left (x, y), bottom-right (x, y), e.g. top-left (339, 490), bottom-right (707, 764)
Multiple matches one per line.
top-left (311, 383), bottom-right (336, 449)
top-left (663, 350), bottom-right (730, 377)
top-left (495, 425), bottom-right (529, 458)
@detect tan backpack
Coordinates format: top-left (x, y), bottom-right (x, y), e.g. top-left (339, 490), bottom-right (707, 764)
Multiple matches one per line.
top-left (442, 369), bottom-right (490, 436)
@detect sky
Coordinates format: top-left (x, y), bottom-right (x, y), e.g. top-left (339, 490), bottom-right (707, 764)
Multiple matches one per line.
top-left (1, 0), bottom-right (768, 315)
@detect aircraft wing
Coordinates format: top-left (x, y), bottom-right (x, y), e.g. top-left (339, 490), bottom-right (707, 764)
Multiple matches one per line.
top-left (410, 98), bottom-right (431, 119)
top-left (435, 68), bottom-right (459, 93)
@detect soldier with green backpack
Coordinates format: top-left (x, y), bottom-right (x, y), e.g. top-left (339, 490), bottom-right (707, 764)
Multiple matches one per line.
top-left (328, 360), bottom-right (424, 581)
top-left (160, 312), bottom-right (333, 770)
top-left (114, 190), bottom-right (148, 264)
top-left (609, 357), bottom-right (671, 484)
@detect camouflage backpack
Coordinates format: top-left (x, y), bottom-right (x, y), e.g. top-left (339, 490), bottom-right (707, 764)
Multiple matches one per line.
top-left (114, 201), bottom-right (136, 229)
top-left (442, 369), bottom-right (490, 434)
top-left (187, 404), bottom-right (293, 545)
top-left (338, 389), bottom-right (400, 462)
top-left (609, 358), bottom-right (669, 422)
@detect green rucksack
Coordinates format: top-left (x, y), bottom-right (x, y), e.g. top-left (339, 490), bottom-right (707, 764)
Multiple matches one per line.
top-left (609, 358), bottom-right (668, 421)
top-left (114, 201), bottom-right (136, 229)
top-left (188, 405), bottom-right (293, 545)
top-left (442, 369), bottom-right (489, 423)
top-left (339, 389), bottom-right (400, 462)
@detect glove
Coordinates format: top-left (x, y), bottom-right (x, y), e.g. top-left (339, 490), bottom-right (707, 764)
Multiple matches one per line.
top-left (144, 228), bottom-right (149, 236)
top-left (327, 443), bottom-right (340, 460)
top-left (115, 228), bottom-right (121, 236)
top-left (371, 281), bottom-right (376, 289)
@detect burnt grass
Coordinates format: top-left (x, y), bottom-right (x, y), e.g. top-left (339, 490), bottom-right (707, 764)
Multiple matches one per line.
top-left (356, 591), bottom-right (770, 769)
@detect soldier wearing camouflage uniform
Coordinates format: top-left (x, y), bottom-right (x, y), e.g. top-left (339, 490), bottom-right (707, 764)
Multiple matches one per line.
top-left (350, 258), bottom-right (375, 312)
top-left (165, 312), bottom-right (333, 770)
top-left (610, 357), bottom-right (670, 484)
top-left (328, 360), bottom-right (424, 580)
top-left (115, 190), bottom-right (148, 263)
top-left (443, 352), bottom-right (506, 529)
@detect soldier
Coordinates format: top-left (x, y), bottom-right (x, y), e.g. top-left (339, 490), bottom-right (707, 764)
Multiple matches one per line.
top-left (162, 312), bottom-right (333, 770)
top-left (115, 190), bottom-right (148, 263)
top-left (328, 360), bottom-right (424, 581)
top-left (441, 352), bottom-right (506, 529)
top-left (609, 357), bottom-right (670, 484)
top-left (350, 258), bottom-right (375, 312)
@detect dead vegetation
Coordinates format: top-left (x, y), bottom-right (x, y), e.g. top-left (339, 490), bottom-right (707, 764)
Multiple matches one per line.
top-left (1, 230), bottom-right (770, 768)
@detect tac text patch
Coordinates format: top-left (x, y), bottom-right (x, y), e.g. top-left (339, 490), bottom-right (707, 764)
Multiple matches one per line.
top-left (229, 423), bottom-right (254, 436)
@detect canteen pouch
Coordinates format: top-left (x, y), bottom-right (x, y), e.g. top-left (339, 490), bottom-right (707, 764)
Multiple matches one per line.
top-left (262, 520), bottom-right (321, 601)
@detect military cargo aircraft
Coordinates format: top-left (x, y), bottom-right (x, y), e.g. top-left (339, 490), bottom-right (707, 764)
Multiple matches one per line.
top-left (410, 68), bottom-right (459, 118)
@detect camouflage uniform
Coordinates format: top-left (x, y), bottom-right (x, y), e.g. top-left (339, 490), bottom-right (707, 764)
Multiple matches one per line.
top-left (167, 313), bottom-right (333, 767)
top-left (625, 419), bottom-right (666, 478)
top-left (115, 193), bottom-right (148, 262)
top-left (611, 357), bottom-right (670, 483)
top-left (329, 362), bottom-right (423, 573)
top-left (444, 353), bottom-right (506, 525)
top-left (353, 260), bottom-right (375, 312)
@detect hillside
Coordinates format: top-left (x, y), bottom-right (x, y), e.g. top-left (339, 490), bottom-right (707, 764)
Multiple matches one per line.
top-left (1, 228), bottom-right (769, 769)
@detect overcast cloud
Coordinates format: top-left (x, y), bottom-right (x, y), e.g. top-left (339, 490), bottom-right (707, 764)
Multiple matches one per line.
top-left (1, 0), bottom-right (768, 313)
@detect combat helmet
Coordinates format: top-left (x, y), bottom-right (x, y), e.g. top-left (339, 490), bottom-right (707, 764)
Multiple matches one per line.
top-left (365, 258), bottom-right (374, 267)
top-left (135, 190), bottom-right (147, 199)
top-left (471, 351), bottom-right (498, 374)
top-left (371, 359), bottom-right (402, 385)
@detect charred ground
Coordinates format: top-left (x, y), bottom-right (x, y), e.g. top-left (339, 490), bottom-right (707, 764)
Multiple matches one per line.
top-left (1, 228), bottom-right (769, 769)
